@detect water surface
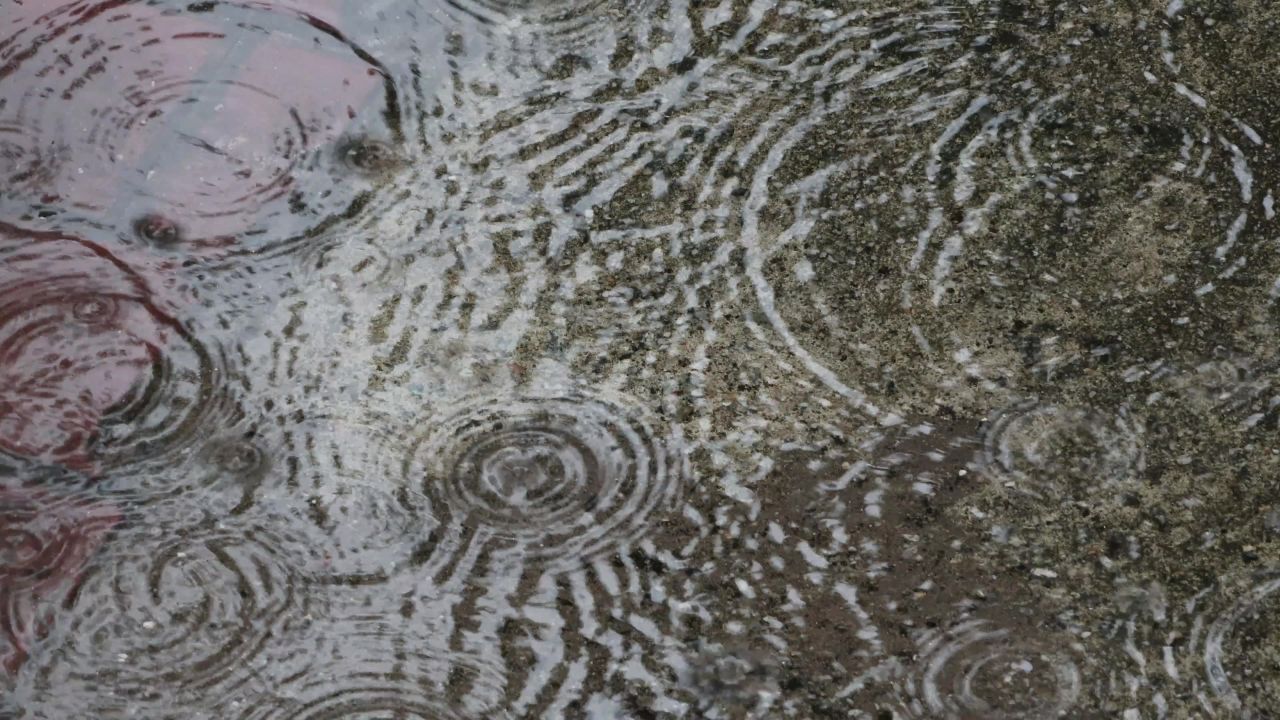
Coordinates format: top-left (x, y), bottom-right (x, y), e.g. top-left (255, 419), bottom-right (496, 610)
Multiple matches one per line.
top-left (2, 0), bottom-right (1279, 717)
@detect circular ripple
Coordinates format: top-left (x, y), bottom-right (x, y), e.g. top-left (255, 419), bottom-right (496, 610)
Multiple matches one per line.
top-left (681, 643), bottom-right (780, 718)
top-left (406, 394), bottom-right (682, 575)
top-left (0, 488), bottom-right (120, 676)
top-left (95, 78), bottom-right (305, 224)
top-left (0, 1), bottom-right (403, 246)
top-left (978, 400), bottom-right (1145, 500)
top-left (1195, 571), bottom-right (1280, 716)
top-left (132, 213), bottom-right (186, 249)
top-left (0, 228), bottom-right (230, 475)
top-left (25, 518), bottom-right (319, 705)
top-left (729, 2), bottom-right (1273, 414)
top-left (245, 662), bottom-right (507, 720)
top-left (283, 480), bottom-right (434, 587)
top-left (895, 619), bottom-right (1083, 720)
top-left (0, 490), bottom-right (120, 594)
top-left (206, 436), bottom-right (270, 479)
top-left (93, 427), bottom-right (274, 514)
top-left (334, 136), bottom-right (405, 179)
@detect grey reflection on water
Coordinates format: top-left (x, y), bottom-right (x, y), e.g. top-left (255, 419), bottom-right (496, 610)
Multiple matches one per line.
top-left (2, 0), bottom-right (1280, 717)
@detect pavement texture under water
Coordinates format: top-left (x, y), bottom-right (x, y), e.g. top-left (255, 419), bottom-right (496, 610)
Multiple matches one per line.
top-left (1, 0), bottom-right (1280, 718)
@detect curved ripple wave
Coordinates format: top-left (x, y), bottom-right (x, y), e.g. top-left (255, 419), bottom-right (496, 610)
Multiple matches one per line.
top-left (894, 619), bottom-right (1083, 720)
top-left (1192, 571), bottom-right (1280, 717)
top-left (214, 414), bottom-right (438, 587)
top-left (240, 613), bottom-right (507, 720)
top-left (406, 394), bottom-right (683, 576)
top-left (723, 2), bottom-right (1276, 412)
top-left (0, 487), bottom-right (120, 678)
top-left (21, 517), bottom-right (322, 710)
top-left (978, 400), bottom-right (1146, 500)
top-left (0, 0), bottom-right (406, 251)
top-left (0, 225), bottom-right (230, 477)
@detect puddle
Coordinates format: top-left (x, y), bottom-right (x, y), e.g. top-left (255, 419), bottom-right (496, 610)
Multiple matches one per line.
top-left (3, 0), bottom-right (1280, 717)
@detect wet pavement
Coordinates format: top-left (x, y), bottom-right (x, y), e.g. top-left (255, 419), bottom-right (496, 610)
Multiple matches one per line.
top-left (1, 1), bottom-right (1279, 718)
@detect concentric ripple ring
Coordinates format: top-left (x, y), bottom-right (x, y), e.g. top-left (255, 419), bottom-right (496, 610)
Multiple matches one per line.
top-left (406, 395), bottom-right (683, 575)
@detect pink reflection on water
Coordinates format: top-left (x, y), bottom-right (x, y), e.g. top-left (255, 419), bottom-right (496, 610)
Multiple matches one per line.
top-left (1, 0), bottom-right (390, 688)
top-left (0, 486), bottom-right (121, 677)
top-left (2, 0), bottom-right (387, 242)
top-left (0, 223), bottom-right (187, 474)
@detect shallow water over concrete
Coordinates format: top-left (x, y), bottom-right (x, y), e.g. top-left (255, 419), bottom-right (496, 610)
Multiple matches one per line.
top-left (2, 1), bottom-right (1279, 717)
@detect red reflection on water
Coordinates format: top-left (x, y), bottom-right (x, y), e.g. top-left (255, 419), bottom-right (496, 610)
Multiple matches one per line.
top-left (0, 223), bottom-right (187, 474)
top-left (0, 487), bottom-right (121, 677)
top-left (2, 0), bottom-right (391, 466)
top-left (1, 0), bottom-right (384, 682)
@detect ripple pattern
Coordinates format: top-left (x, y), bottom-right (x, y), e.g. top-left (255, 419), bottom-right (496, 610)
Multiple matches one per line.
top-left (441, 0), bottom-right (651, 72)
top-left (1194, 571), bottom-right (1280, 717)
top-left (0, 226), bottom-right (229, 476)
top-left (0, 122), bottom-right (66, 201)
top-left (22, 518), bottom-right (319, 709)
top-left (895, 619), bottom-right (1083, 720)
top-left (978, 400), bottom-right (1146, 500)
top-left (252, 689), bottom-right (469, 720)
top-left (722, 1), bottom-right (1277, 414)
top-left (681, 642), bottom-right (780, 719)
top-left (240, 615), bottom-right (507, 720)
top-left (2, 0), bottom-right (1276, 715)
top-left (0, 488), bottom-right (120, 678)
top-left (249, 416), bottom-right (437, 586)
top-left (0, 0), bottom-right (404, 247)
top-left (1166, 353), bottom-right (1276, 421)
top-left (407, 395), bottom-right (682, 575)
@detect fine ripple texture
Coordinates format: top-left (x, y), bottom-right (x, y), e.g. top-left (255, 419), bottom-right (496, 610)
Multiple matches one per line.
top-left (729, 1), bottom-right (1276, 416)
top-left (978, 400), bottom-right (1146, 500)
top-left (0, 0), bottom-right (406, 252)
top-left (241, 615), bottom-right (507, 720)
top-left (0, 487), bottom-right (120, 682)
top-left (406, 394), bottom-right (683, 577)
top-left (0, 223), bottom-right (230, 478)
top-left (257, 415), bottom-right (437, 586)
top-left (3, 0), bottom-right (1279, 716)
top-left (894, 618), bottom-right (1085, 719)
top-left (1189, 571), bottom-right (1280, 717)
top-left (14, 516), bottom-right (322, 716)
